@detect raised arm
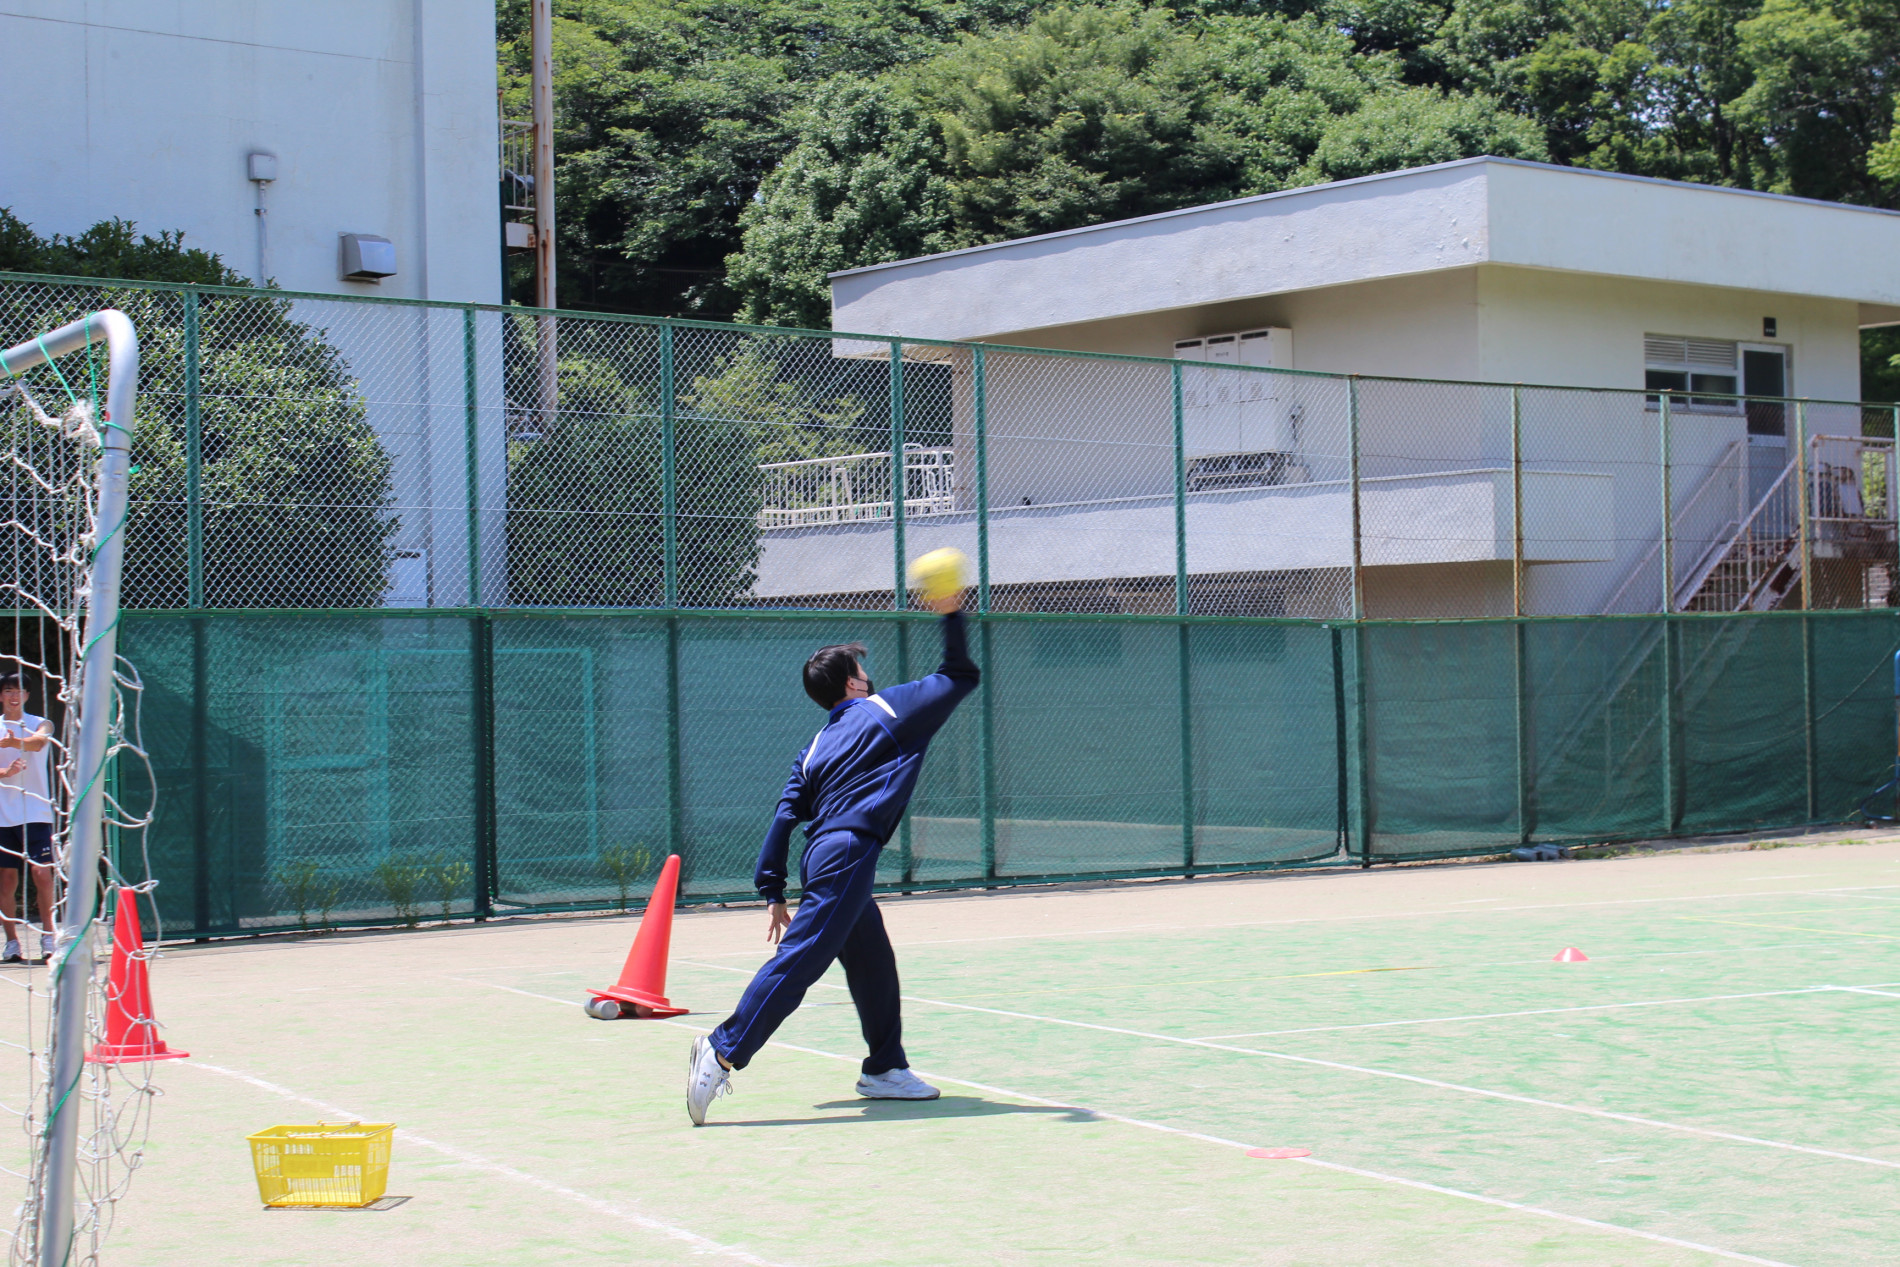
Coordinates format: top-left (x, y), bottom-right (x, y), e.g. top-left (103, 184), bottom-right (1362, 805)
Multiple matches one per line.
top-left (877, 610), bottom-right (981, 748)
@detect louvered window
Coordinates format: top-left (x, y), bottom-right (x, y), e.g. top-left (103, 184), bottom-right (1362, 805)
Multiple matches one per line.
top-left (1644, 335), bottom-right (1739, 411)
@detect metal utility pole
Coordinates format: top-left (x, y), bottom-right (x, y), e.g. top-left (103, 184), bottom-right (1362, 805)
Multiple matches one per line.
top-left (530, 0), bottom-right (558, 421)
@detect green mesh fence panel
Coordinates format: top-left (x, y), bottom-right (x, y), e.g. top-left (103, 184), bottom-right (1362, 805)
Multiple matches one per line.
top-left (1523, 618), bottom-right (1667, 843)
top-left (1677, 616), bottom-right (1808, 833)
top-left (121, 615), bottom-right (478, 935)
top-left (491, 616), bottom-right (669, 908)
top-left (1187, 621), bottom-right (1342, 867)
top-left (1813, 612), bottom-right (1900, 819)
top-left (117, 598), bottom-right (1898, 933)
top-left (987, 620), bottom-right (1189, 876)
top-left (1362, 620), bottom-right (1522, 859)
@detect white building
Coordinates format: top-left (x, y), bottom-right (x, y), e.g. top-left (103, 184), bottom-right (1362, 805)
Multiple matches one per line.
top-left (1, 1), bottom-right (501, 303)
top-left (793, 159), bottom-right (1900, 617)
top-left (1, 1), bottom-right (508, 606)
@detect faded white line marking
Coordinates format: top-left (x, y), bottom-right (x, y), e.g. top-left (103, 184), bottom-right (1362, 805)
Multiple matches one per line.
top-left (1194, 981), bottom-right (1900, 1040)
top-left (186, 1060), bottom-right (791, 1267)
top-left (468, 979), bottom-right (1801, 1266)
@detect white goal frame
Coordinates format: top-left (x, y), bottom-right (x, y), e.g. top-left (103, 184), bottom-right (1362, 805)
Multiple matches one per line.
top-left (0, 310), bottom-right (139, 1267)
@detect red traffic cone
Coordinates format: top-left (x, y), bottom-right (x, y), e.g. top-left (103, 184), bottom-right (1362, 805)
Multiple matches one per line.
top-left (88, 888), bottom-right (188, 1064)
top-left (586, 854), bottom-right (688, 1019)
top-left (1554, 947), bottom-right (1589, 963)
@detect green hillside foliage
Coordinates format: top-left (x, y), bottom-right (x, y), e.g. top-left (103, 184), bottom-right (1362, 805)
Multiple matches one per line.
top-left (500, 0), bottom-right (1900, 393)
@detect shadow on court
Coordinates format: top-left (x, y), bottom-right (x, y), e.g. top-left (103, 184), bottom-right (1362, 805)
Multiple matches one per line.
top-left (699, 1096), bottom-right (1096, 1127)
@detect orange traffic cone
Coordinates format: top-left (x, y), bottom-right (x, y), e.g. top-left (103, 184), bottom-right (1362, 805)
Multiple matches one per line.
top-left (1554, 947), bottom-right (1589, 963)
top-left (586, 854), bottom-right (688, 1019)
top-left (88, 888), bottom-right (188, 1064)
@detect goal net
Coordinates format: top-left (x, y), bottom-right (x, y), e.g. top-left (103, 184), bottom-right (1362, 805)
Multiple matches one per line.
top-left (0, 311), bottom-right (160, 1266)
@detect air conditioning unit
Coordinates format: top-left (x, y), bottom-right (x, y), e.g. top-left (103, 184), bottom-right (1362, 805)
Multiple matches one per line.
top-left (1174, 327), bottom-right (1293, 460)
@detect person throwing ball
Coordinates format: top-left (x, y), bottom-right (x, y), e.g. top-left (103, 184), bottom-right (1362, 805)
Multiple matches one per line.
top-left (688, 552), bottom-right (976, 1124)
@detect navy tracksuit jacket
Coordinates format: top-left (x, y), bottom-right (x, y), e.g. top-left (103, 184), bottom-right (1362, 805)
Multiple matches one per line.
top-left (709, 611), bottom-right (979, 1073)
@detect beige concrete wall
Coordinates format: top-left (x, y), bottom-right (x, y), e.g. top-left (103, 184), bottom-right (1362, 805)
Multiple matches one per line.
top-left (971, 270), bottom-right (1482, 382)
top-left (1475, 267), bottom-right (1863, 400)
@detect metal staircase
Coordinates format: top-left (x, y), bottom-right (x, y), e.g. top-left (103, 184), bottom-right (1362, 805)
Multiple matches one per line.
top-left (1604, 434), bottom-right (1895, 615)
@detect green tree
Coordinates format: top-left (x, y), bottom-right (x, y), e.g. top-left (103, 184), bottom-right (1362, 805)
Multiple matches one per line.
top-left (496, 0), bottom-right (1041, 318)
top-left (1298, 85), bottom-right (1546, 181)
top-left (503, 330), bottom-right (875, 606)
top-left (0, 211), bottom-right (393, 608)
top-left (728, 82), bottom-right (956, 328)
top-left (729, 4), bottom-right (1545, 324)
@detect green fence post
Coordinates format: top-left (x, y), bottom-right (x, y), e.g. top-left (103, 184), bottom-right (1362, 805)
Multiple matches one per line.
top-left (1172, 362), bottom-right (1187, 615)
top-left (1796, 399), bottom-right (1811, 611)
top-left (191, 616), bottom-right (210, 937)
top-left (1171, 361), bottom-right (1193, 870)
top-left (892, 342), bottom-right (907, 609)
top-left (974, 347), bottom-right (990, 612)
top-left (1660, 391), bottom-right (1674, 613)
top-left (1511, 385), bottom-right (1524, 618)
top-left (979, 621), bottom-right (996, 882)
top-left (1178, 622), bottom-right (1194, 872)
top-left (1511, 385), bottom-right (1533, 845)
top-left (184, 287), bottom-right (204, 609)
top-left (661, 323), bottom-right (678, 609)
top-left (973, 347), bottom-right (996, 883)
top-left (472, 612), bottom-right (498, 919)
top-left (666, 617), bottom-right (685, 873)
top-left (1347, 376), bottom-right (1370, 865)
top-left (1660, 616), bottom-right (1679, 835)
top-left (896, 619), bottom-right (913, 886)
top-left (1331, 625), bottom-right (1349, 855)
top-left (1802, 614), bottom-right (1817, 821)
top-left (463, 308), bottom-right (481, 606)
top-left (1349, 376), bottom-right (1363, 621)
top-left (1515, 621), bottom-right (1534, 846)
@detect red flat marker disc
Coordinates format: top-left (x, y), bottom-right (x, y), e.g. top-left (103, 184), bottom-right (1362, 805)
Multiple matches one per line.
top-left (1246, 1147), bottom-right (1311, 1159)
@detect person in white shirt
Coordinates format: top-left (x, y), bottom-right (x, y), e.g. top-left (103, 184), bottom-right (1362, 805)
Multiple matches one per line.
top-left (0, 675), bottom-right (57, 963)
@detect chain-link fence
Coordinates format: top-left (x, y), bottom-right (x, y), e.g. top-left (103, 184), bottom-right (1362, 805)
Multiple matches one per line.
top-left (113, 606), bottom-right (1899, 935)
top-left (7, 273), bottom-right (1898, 621)
top-left (8, 273), bottom-right (1900, 933)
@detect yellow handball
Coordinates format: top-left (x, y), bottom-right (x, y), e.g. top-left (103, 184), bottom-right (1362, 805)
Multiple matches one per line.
top-left (907, 547), bottom-right (969, 603)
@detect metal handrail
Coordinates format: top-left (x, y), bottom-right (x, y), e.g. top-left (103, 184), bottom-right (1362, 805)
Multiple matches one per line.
top-left (758, 444), bottom-right (957, 528)
top-left (1601, 439), bottom-right (1747, 613)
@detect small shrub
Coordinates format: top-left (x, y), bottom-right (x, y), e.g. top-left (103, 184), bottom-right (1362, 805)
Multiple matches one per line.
top-left (600, 844), bottom-right (654, 911)
top-left (373, 860), bottom-right (427, 928)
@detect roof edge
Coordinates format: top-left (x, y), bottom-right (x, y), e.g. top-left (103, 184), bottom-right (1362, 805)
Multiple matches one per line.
top-left (827, 157), bottom-right (1900, 283)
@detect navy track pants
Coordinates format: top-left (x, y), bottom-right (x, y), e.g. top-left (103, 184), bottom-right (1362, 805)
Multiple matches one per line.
top-left (709, 830), bottom-right (906, 1075)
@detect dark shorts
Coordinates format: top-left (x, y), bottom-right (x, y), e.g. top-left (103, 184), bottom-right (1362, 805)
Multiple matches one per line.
top-left (0, 823), bottom-right (53, 867)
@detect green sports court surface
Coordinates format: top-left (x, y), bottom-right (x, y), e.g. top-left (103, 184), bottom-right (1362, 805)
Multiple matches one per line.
top-left (108, 836), bottom-right (1900, 1266)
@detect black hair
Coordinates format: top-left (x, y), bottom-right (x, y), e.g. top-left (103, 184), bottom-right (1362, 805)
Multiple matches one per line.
top-left (0, 674), bottom-right (21, 693)
top-left (803, 642), bottom-right (867, 708)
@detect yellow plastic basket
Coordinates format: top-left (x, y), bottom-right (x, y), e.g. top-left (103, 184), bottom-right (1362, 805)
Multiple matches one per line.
top-left (247, 1122), bottom-right (394, 1208)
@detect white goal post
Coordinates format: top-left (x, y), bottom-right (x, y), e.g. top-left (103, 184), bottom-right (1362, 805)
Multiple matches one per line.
top-left (0, 310), bottom-right (141, 1267)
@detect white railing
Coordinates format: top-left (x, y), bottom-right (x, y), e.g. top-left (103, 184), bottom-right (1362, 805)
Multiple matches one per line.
top-left (758, 445), bottom-right (957, 529)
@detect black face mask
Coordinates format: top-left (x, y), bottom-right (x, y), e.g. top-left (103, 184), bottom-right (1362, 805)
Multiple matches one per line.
top-left (860, 678), bottom-right (875, 696)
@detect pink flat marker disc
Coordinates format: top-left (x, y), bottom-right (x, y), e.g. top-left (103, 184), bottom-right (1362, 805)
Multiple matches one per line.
top-left (1246, 1147), bottom-right (1311, 1159)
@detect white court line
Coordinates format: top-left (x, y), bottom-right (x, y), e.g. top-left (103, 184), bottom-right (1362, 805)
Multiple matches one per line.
top-left (638, 882), bottom-right (1900, 960)
top-left (185, 1060), bottom-right (791, 1267)
top-left (1193, 984), bottom-right (1896, 1040)
top-left (674, 959), bottom-right (1900, 1173)
top-left (1826, 985), bottom-right (1900, 999)
top-left (472, 979), bottom-right (1800, 1267)
top-left (865, 882), bottom-right (1900, 953)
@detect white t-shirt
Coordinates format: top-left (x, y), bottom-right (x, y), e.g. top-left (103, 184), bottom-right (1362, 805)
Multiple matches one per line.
top-left (0, 714), bottom-right (54, 828)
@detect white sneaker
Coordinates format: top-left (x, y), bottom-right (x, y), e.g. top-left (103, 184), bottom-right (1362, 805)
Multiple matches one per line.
top-left (38, 935), bottom-right (53, 960)
top-left (685, 1035), bottom-right (733, 1126)
top-left (855, 1068), bottom-right (940, 1100)
top-left (2, 940), bottom-right (19, 964)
